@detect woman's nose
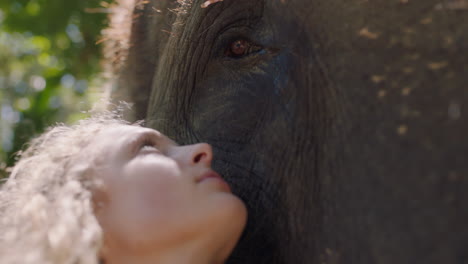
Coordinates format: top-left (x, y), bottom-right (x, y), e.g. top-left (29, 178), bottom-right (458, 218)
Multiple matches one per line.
top-left (182, 143), bottom-right (213, 166)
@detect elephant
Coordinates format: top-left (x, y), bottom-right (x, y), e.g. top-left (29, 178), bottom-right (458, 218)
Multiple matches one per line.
top-left (105, 0), bottom-right (468, 263)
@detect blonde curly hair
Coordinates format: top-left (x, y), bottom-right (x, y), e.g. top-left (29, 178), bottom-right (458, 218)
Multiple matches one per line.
top-left (0, 113), bottom-right (132, 264)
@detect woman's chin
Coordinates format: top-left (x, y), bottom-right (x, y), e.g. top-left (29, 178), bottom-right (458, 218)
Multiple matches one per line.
top-left (214, 195), bottom-right (248, 250)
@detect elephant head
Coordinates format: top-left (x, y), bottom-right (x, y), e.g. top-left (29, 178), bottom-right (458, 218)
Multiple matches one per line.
top-left (107, 0), bottom-right (468, 263)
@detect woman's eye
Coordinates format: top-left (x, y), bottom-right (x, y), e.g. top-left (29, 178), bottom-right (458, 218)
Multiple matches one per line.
top-left (225, 39), bottom-right (263, 58)
top-left (140, 144), bottom-right (161, 155)
top-left (139, 139), bottom-right (160, 153)
top-left (141, 145), bottom-right (157, 150)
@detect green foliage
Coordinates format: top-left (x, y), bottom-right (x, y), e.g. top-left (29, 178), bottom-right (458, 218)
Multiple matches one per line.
top-left (0, 0), bottom-right (113, 176)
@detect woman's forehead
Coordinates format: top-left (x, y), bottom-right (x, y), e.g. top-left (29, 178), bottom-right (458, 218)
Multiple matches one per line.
top-left (98, 124), bottom-right (162, 137)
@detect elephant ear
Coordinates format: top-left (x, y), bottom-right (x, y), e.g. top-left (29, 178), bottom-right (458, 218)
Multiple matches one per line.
top-left (103, 0), bottom-right (178, 120)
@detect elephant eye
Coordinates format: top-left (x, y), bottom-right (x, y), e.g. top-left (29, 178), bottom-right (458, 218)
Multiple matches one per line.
top-left (225, 39), bottom-right (263, 58)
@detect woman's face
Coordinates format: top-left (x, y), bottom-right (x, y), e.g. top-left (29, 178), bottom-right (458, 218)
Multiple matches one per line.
top-left (88, 125), bottom-right (247, 256)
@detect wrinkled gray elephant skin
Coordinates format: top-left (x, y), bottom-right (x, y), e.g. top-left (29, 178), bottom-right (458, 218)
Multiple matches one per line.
top-left (111, 0), bottom-right (468, 263)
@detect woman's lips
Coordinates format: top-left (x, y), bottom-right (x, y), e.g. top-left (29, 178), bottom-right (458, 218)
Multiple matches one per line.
top-left (197, 171), bottom-right (231, 192)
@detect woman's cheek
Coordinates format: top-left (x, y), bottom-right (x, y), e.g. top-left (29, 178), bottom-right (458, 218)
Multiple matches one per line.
top-left (108, 183), bottom-right (174, 237)
top-left (124, 159), bottom-right (185, 213)
top-left (130, 155), bottom-right (181, 180)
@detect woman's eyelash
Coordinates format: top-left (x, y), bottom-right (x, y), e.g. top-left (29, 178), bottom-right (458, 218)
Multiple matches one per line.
top-left (131, 133), bottom-right (161, 156)
top-left (133, 135), bottom-right (158, 152)
top-left (140, 138), bottom-right (157, 148)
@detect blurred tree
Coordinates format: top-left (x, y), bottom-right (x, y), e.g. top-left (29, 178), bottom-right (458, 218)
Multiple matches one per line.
top-left (0, 0), bottom-right (113, 177)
